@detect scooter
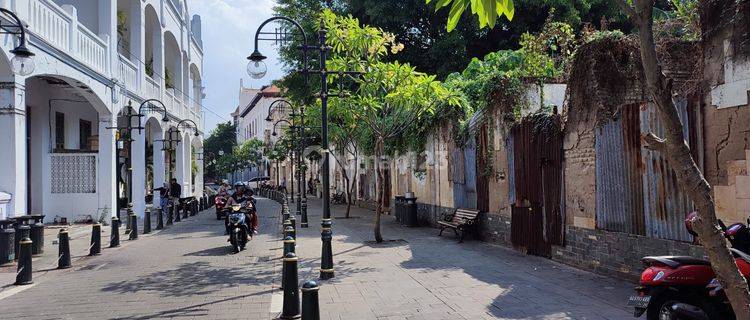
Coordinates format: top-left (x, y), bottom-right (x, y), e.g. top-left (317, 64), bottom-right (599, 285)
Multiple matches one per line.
top-left (215, 195), bottom-right (227, 220)
top-left (628, 212), bottom-right (750, 320)
top-left (226, 204), bottom-right (250, 253)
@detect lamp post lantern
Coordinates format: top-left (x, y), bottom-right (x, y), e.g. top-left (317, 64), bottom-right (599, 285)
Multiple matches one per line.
top-left (0, 8), bottom-right (36, 76)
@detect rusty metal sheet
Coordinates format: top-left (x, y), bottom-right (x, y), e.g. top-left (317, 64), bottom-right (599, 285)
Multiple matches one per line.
top-left (640, 101), bottom-right (693, 242)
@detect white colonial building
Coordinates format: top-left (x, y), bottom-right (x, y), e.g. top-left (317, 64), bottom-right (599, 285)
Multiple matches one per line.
top-left (0, 0), bottom-right (205, 222)
top-left (231, 82), bottom-right (283, 182)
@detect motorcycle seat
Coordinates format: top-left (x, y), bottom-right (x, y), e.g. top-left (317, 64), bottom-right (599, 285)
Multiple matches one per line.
top-left (730, 248), bottom-right (750, 263)
top-left (642, 256), bottom-right (710, 268)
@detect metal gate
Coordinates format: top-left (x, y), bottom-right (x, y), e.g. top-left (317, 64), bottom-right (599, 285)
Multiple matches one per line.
top-left (509, 115), bottom-right (564, 257)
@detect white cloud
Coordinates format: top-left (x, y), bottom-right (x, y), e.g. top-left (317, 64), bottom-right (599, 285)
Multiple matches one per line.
top-left (187, 0), bottom-right (286, 132)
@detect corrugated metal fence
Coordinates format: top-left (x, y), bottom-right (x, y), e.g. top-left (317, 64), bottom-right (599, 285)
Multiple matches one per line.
top-left (595, 102), bottom-right (694, 241)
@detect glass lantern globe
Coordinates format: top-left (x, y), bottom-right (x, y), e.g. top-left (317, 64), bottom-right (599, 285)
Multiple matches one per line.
top-left (247, 60), bottom-right (267, 79)
top-left (11, 54), bottom-right (34, 76)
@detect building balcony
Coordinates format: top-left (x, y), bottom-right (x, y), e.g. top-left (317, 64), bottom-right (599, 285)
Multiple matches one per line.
top-left (8, 0), bottom-right (204, 131)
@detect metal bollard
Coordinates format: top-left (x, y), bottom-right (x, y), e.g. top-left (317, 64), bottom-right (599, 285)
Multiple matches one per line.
top-left (301, 280), bottom-right (320, 320)
top-left (14, 225), bottom-right (30, 261)
top-left (14, 237), bottom-right (32, 285)
top-left (129, 213), bottom-right (138, 240)
top-left (110, 216), bottom-right (120, 248)
top-left (168, 204), bottom-right (175, 225)
top-left (89, 224), bottom-right (101, 256)
top-left (289, 216), bottom-right (297, 231)
top-left (280, 252), bottom-right (301, 319)
top-left (301, 198), bottom-right (308, 228)
top-left (283, 220), bottom-right (292, 233)
top-left (174, 203), bottom-right (181, 222)
top-left (58, 229), bottom-right (71, 269)
top-left (156, 208), bottom-right (164, 230)
top-left (320, 219), bottom-right (334, 280)
top-left (183, 203), bottom-right (189, 219)
top-left (283, 236), bottom-right (296, 255)
top-left (284, 226), bottom-right (295, 241)
top-left (125, 205), bottom-right (133, 234)
top-left (143, 210), bottom-right (151, 234)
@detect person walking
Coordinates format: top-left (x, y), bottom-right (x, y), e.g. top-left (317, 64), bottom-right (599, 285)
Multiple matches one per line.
top-left (169, 178), bottom-right (182, 209)
top-left (154, 182), bottom-right (170, 213)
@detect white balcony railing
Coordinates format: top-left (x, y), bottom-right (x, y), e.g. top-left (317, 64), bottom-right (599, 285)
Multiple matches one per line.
top-left (118, 54), bottom-right (138, 91)
top-left (144, 76), bottom-right (160, 102)
top-left (75, 24), bottom-right (108, 73)
top-left (27, 0), bottom-right (72, 51)
top-left (20, 0), bottom-right (203, 132)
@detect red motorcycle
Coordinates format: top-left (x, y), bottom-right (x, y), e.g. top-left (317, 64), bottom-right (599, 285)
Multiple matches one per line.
top-left (629, 212), bottom-right (750, 320)
top-left (214, 195), bottom-right (228, 220)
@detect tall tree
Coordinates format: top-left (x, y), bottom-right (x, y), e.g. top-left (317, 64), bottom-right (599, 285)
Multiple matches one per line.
top-left (203, 122), bottom-right (237, 181)
top-left (432, 0), bottom-right (750, 316)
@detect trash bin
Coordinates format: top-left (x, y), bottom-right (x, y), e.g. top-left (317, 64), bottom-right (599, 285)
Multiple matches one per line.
top-left (0, 192), bottom-right (10, 220)
top-left (403, 196), bottom-right (418, 227)
top-left (30, 222), bottom-right (44, 255)
top-left (394, 195), bottom-right (405, 223)
top-left (0, 226), bottom-right (14, 265)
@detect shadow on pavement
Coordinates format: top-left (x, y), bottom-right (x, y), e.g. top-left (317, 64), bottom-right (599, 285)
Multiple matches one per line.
top-left (112, 289), bottom-right (275, 320)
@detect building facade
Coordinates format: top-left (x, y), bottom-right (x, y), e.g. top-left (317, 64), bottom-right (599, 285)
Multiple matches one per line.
top-left (0, 0), bottom-right (205, 222)
top-left (232, 83), bottom-right (282, 183)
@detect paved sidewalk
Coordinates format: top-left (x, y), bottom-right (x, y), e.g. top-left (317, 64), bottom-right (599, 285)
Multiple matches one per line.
top-left (0, 203), bottom-right (284, 319)
top-left (0, 197), bottom-right (635, 319)
top-left (291, 198), bottom-right (634, 320)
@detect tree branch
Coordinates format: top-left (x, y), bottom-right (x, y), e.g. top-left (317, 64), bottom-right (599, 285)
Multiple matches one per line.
top-left (641, 132), bottom-right (667, 152)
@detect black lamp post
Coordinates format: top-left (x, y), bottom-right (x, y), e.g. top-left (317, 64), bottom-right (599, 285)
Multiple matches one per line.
top-left (273, 119), bottom-right (296, 205)
top-left (249, 16), bottom-right (359, 280)
top-left (267, 99), bottom-right (309, 228)
top-left (0, 8), bottom-right (36, 76)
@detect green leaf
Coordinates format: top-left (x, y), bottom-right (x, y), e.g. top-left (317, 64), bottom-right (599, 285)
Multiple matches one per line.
top-left (447, 0), bottom-right (467, 32)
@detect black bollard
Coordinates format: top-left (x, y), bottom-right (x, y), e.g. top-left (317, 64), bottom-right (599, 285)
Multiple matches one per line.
top-left (129, 213), bottom-right (138, 240)
top-left (301, 198), bottom-right (308, 228)
top-left (182, 202), bottom-right (189, 219)
top-left (156, 207), bottom-right (164, 230)
top-left (125, 211), bottom-right (133, 234)
top-left (199, 198), bottom-right (204, 211)
top-left (110, 216), bottom-right (120, 248)
top-left (89, 224), bottom-right (101, 256)
top-left (283, 236), bottom-right (296, 255)
top-left (283, 220), bottom-right (292, 233)
top-left (143, 210), bottom-right (151, 234)
top-left (284, 226), bottom-right (295, 240)
top-left (280, 252), bottom-right (301, 319)
top-left (58, 229), bottom-right (71, 269)
top-left (174, 203), bottom-right (181, 222)
top-left (14, 237), bottom-right (32, 285)
top-left (168, 203), bottom-right (175, 225)
top-left (301, 281), bottom-right (320, 320)
top-left (14, 225), bottom-right (30, 261)
top-left (320, 219), bottom-right (334, 280)
top-left (289, 216), bottom-right (297, 231)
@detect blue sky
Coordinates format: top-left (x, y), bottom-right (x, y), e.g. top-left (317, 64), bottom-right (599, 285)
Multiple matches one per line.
top-left (187, 0), bottom-right (285, 133)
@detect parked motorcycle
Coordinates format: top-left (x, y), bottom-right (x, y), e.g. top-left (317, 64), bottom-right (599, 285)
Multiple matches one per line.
top-left (628, 213), bottom-right (750, 320)
top-left (225, 203), bottom-right (251, 253)
top-left (215, 195), bottom-right (227, 220)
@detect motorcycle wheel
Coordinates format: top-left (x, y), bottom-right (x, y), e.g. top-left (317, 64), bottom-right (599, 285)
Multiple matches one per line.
top-left (647, 295), bottom-right (707, 320)
top-left (232, 229), bottom-right (241, 253)
top-left (216, 210), bottom-right (222, 220)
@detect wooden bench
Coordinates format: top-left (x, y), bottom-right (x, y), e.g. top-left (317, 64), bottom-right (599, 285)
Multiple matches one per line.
top-left (437, 208), bottom-right (481, 242)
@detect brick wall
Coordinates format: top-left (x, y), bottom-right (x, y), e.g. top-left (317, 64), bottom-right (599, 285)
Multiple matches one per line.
top-left (551, 226), bottom-right (705, 281)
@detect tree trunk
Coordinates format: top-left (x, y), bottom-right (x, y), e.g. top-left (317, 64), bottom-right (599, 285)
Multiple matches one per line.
top-left (343, 174), bottom-right (351, 218)
top-left (374, 139), bottom-right (384, 243)
top-left (626, 1), bottom-right (750, 316)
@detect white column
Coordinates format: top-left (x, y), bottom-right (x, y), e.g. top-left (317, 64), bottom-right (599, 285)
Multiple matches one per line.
top-left (153, 129), bottom-right (165, 205)
top-left (182, 135), bottom-right (192, 196)
top-left (98, 116), bottom-right (117, 219)
top-left (175, 133), bottom-right (186, 197)
top-left (0, 81), bottom-right (26, 218)
top-left (131, 128), bottom-right (146, 218)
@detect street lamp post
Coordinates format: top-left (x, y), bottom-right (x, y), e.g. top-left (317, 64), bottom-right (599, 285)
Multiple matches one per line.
top-left (249, 16), bottom-right (359, 280)
top-left (267, 99), bottom-right (309, 228)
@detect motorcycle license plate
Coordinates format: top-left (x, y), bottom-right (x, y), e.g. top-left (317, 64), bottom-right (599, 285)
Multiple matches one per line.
top-left (627, 295), bottom-right (650, 308)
